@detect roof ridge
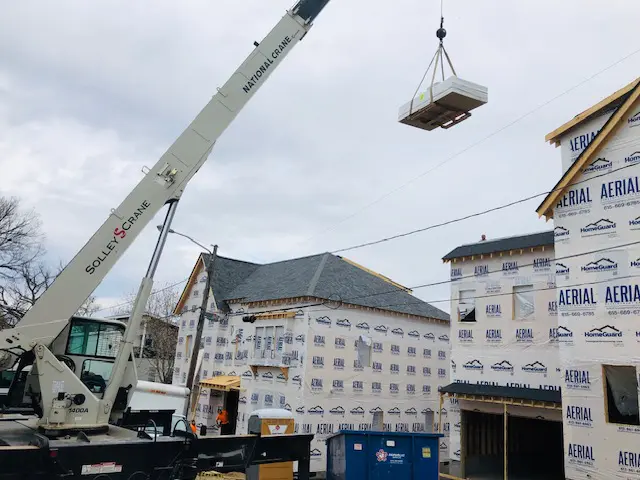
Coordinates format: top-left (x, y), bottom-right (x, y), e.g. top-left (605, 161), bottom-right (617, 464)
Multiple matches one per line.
top-left (203, 253), bottom-right (262, 266)
top-left (456, 229), bottom-right (554, 248)
top-left (260, 252), bottom-right (330, 266)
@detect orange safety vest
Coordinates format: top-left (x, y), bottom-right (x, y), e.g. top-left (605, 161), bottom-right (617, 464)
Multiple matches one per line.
top-left (216, 410), bottom-right (229, 425)
top-left (190, 422), bottom-right (197, 434)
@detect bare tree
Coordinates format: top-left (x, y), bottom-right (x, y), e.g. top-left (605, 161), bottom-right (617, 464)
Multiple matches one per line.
top-left (0, 197), bottom-right (43, 282)
top-left (0, 260), bottom-right (101, 328)
top-left (114, 282), bottom-right (181, 384)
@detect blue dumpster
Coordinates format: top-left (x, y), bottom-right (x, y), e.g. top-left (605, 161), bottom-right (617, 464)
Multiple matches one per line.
top-left (326, 430), bottom-right (444, 480)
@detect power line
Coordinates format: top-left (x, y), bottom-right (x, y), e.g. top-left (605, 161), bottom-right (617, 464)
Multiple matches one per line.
top-left (93, 277), bottom-right (189, 314)
top-left (295, 47), bottom-right (640, 248)
top-left (229, 239), bottom-right (640, 318)
top-left (331, 161), bottom-right (639, 253)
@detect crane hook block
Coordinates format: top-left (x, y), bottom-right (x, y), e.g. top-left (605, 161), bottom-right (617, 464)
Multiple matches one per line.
top-left (397, 76), bottom-right (488, 131)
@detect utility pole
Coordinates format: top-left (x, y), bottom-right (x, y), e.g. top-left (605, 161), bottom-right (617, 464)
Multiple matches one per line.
top-left (184, 244), bottom-right (218, 418)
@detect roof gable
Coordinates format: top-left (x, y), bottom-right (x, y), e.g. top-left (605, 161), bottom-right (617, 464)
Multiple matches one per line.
top-left (537, 79), bottom-right (640, 219)
top-left (545, 77), bottom-right (640, 147)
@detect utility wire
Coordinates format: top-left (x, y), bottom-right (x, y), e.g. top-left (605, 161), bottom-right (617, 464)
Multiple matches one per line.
top-left (331, 161), bottom-right (639, 253)
top-left (93, 277), bottom-right (189, 314)
top-left (229, 239), bottom-right (640, 318)
top-left (295, 47), bottom-right (640, 248)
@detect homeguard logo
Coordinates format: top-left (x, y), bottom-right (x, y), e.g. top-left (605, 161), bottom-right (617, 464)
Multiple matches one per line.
top-left (632, 257), bottom-right (640, 268)
top-left (261, 371), bottom-right (273, 380)
top-left (405, 407), bottom-right (417, 416)
top-left (330, 406), bottom-right (345, 416)
top-left (374, 325), bottom-right (388, 334)
top-left (277, 372), bottom-right (287, 382)
top-left (625, 151), bottom-right (640, 164)
top-left (458, 329), bottom-right (473, 343)
top-left (629, 110), bottom-right (640, 127)
top-left (351, 406), bottom-right (365, 415)
top-left (310, 449), bottom-right (322, 458)
top-left (585, 325), bottom-right (623, 342)
top-left (388, 407), bottom-right (401, 416)
top-left (242, 370), bottom-right (253, 379)
top-left (292, 375), bottom-right (302, 386)
top-left (439, 442), bottom-right (447, 451)
top-left (296, 406), bottom-right (305, 414)
top-left (315, 316), bottom-right (331, 326)
top-left (584, 157), bottom-right (612, 173)
top-left (463, 359), bottom-right (484, 372)
top-left (581, 219), bottom-right (617, 237)
top-left (336, 318), bottom-right (351, 329)
top-left (422, 408), bottom-right (434, 415)
top-left (308, 406), bottom-right (324, 416)
top-left (439, 334), bottom-right (450, 342)
top-left (239, 396), bottom-right (247, 404)
top-left (502, 261), bottom-right (518, 275)
top-left (556, 262), bottom-right (570, 275)
top-left (424, 332), bottom-right (435, 341)
top-left (533, 257), bottom-right (552, 272)
top-left (565, 369), bottom-right (591, 390)
top-left (581, 257), bottom-right (618, 273)
top-left (474, 265), bottom-right (489, 277)
top-left (370, 407), bottom-right (383, 415)
top-left (491, 360), bottom-right (514, 374)
top-left (568, 443), bottom-right (595, 466)
top-left (295, 334), bottom-right (305, 344)
top-left (550, 326), bottom-right (574, 343)
top-left (408, 330), bottom-right (420, 339)
top-left (391, 327), bottom-right (404, 336)
top-left (566, 405), bottom-right (593, 428)
top-left (554, 226), bottom-right (570, 241)
top-left (451, 267), bottom-right (462, 281)
top-left (356, 322), bottom-right (370, 331)
top-left (283, 403), bottom-right (292, 411)
top-left (522, 361), bottom-right (547, 375)
top-left (630, 215), bottom-right (640, 230)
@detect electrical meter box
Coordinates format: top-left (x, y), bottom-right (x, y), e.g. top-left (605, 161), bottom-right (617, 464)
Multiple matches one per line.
top-left (246, 409), bottom-right (295, 480)
top-left (398, 76), bottom-right (488, 131)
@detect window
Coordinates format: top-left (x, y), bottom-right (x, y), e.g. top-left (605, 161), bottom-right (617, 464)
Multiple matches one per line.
top-left (458, 289), bottom-right (476, 322)
top-left (355, 335), bottom-right (372, 367)
top-left (181, 319), bottom-right (186, 327)
top-left (513, 285), bottom-right (534, 320)
top-left (67, 320), bottom-right (124, 358)
top-left (147, 367), bottom-right (158, 382)
top-left (81, 359), bottom-right (114, 395)
top-left (604, 365), bottom-right (640, 426)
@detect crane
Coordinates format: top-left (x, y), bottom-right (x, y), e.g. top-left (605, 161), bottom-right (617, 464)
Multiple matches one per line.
top-left (0, 0), bottom-right (330, 439)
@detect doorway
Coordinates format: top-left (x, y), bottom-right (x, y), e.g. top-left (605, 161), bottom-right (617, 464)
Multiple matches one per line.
top-left (224, 389), bottom-right (239, 435)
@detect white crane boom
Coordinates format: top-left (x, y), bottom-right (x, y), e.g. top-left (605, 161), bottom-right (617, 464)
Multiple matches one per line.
top-left (0, 0), bottom-right (332, 432)
top-left (4, 0), bottom-right (330, 350)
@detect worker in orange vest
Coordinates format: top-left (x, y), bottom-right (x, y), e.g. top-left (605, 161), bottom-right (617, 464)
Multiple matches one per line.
top-left (190, 420), bottom-right (198, 435)
top-left (216, 407), bottom-right (230, 435)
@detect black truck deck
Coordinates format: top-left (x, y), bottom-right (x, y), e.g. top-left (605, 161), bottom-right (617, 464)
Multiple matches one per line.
top-left (0, 415), bottom-right (313, 479)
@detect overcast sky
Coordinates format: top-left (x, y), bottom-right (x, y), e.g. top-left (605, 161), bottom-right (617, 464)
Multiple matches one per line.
top-left (0, 0), bottom-right (638, 317)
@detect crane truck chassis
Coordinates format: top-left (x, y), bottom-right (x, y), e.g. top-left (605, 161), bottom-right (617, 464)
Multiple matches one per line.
top-left (0, 0), bottom-right (329, 477)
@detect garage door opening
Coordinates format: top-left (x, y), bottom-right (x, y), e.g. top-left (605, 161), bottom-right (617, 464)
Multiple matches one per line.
top-left (463, 410), bottom-right (564, 480)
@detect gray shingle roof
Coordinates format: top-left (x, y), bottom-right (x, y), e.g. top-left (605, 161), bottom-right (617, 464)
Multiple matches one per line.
top-left (442, 230), bottom-right (554, 261)
top-left (214, 252), bottom-right (448, 321)
top-left (202, 254), bottom-right (260, 310)
top-left (439, 382), bottom-right (561, 403)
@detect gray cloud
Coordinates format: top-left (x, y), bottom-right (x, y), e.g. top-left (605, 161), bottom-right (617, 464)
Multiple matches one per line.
top-left (0, 0), bottom-right (639, 314)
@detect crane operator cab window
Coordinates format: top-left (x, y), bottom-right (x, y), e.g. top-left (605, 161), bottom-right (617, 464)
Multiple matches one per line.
top-left (65, 318), bottom-right (125, 396)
